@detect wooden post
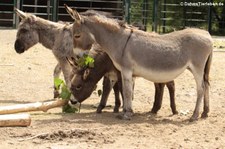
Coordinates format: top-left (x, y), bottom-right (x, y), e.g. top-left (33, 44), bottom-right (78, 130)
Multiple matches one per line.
top-left (125, 0), bottom-right (131, 24)
top-left (152, 0), bottom-right (158, 32)
top-left (0, 99), bottom-right (67, 115)
top-left (0, 113), bottom-right (31, 127)
top-left (208, 0), bottom-right (212, 33)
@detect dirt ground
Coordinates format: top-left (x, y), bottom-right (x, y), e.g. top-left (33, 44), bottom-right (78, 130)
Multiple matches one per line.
top-left (0, 30), bottom-right (225, 149)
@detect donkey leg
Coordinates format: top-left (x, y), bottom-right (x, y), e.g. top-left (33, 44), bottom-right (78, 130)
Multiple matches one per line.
top-left (190, 77), bottom-right (205, 122)
top-left (201, 53), bottom-right (212, 118)
top-left (53, 63), bottom-right (61, 98)
top-left (167, 81), bottom-right (178, 115)
top-left (151, 83), bottom-right (165, 114)
top-left (58, 58), bottom-right (73, 88)
top-left (116, 76), bottom-right (133, 109)
top-left (113, 82), bottom-right (121, 113)
top-left (57, 57), bottom-right (75, 101)
top-left (132, 77), bottom-right (136, 100)
top-left (119, 70), bottom-right (134, 120)
top-left (201, 80), bottom-right (209, 118)
top-left (97, 77), bottom-right (113, 113)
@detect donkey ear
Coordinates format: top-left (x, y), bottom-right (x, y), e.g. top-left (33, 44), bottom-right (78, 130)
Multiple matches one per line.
top-left (66, 57), bottom-right (79, 68)
top-left (64, 4), bottom-right (81, 22)
top-left (83, 69), bottom-right (90, 80)
top-left (14, 8), bottom-right (27, 20)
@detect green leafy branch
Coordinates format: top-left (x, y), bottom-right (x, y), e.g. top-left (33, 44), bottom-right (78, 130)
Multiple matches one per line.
top-left (76, 54), bottom-right (95, 68)
top-left (54, 78), bottom-right (78, 113)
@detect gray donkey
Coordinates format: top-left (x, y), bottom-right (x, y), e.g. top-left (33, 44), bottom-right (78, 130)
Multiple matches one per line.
top-left (14, 8), bottom-right (86, 97)
top-left (65, 5), bottom-right (213, 121)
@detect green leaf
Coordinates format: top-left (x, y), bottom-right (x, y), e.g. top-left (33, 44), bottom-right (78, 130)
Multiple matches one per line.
top-left (60, 84), bottom-right (71, 100)
top-left (85, 55), bottom-right (95, 68)
top-left (77, 57), bottom-right (85, 67)
top-left (62, 104), bottom-right (78, 113)
top-left (77, 54), bottom-right (94, 68)
top-left (54, 78), bottom-right (78, 113)
top-left (54, 78), bottom-right (64, 90)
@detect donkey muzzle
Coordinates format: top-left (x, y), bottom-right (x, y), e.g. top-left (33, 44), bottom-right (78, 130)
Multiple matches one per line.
top-left (70, 100), bottom-right (78, 105)
top-left (69, 94), bottom-right (79, 105)
top-left (14, 39), bottom-right (25, 54)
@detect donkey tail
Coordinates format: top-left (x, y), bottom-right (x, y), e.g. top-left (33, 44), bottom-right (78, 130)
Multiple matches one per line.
top-left (204, 52), bottom-right (213, 86)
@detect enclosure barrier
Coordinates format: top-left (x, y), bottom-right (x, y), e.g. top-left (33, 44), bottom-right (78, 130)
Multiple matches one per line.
top-left (0, 0), bottom-right (18, 28)
top-left (56, 0), bottom-right (124, 22)
top-left (0, 0), bottom-right (224, 35)
top-left (153, 0), bottom-right (224, 35)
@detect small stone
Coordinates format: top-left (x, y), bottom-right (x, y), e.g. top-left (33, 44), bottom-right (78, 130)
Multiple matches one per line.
top-left (205, 139), bottom-right (210, 142)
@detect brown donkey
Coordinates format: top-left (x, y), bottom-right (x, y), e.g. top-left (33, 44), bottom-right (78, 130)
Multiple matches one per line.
top-left (69, 46), bottom-right (177, 114)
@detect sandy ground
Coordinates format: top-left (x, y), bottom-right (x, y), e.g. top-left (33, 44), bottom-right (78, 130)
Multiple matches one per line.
top-left (0, 30), bottom-right (225, 149)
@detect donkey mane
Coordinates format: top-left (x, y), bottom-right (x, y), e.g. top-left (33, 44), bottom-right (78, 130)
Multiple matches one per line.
top-left (21, 14), bottom-right (65, 30)
top-left (83, 12), bottom-right (125, 32)
top-left (81, 10), bottom-right (113, 18)
top-left (81, 11), bottom-right (154, 34)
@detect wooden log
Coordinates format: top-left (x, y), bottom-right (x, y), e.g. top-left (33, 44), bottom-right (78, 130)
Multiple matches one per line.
top-left (0, 99), bottom-right (68, 115)
top-left (0, 113), bottom-right (31, 127)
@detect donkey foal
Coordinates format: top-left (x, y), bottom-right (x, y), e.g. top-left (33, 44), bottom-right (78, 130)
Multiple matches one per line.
top-left (14, 9), bottom-right (86, 98)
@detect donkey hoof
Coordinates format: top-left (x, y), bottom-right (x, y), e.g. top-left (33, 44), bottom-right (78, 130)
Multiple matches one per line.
top-left (117, 114), bottom-right (131, 120)
top-left (96, 105), bottom-right (104, 113)
top-left (117, 112), bottom-right (133, 120)
top-left (189, 116), bottom-right (198, 122)
top-left (172, 110), bottom-right (179, 115)
top-left (96, 108), bottom-right (103, 113)
top-left (150, 110), bottom-right (158, 115)
top-left (201, 112), bottom-right (208, 118)
top-left (113, 107), bottom-right (119, 113)
top-left (54, 91), bottom-right (60, 98)
top-left (96, 110), bottom-right (102, 114)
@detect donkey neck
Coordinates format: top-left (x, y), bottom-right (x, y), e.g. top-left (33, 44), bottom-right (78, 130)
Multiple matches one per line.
top-left (84, 17), bottom-right (130, 53)
top-left (91, 51), bottom-right (113, 82)
top-left (34, 19), bottom-right (64, 49)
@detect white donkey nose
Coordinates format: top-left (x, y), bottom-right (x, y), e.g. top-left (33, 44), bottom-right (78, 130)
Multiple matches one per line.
top-left (69, 94), bottom-right (79, 105)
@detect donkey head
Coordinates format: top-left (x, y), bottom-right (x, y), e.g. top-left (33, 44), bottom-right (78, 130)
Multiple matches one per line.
top-left (70, 68), bottom-right (97, 103)
top-left (64, 4), bottom-right (95, 51)
top-left (66, 57), bottom-right (98, 104)
top-left (14, 9), bottom-right (39, 54)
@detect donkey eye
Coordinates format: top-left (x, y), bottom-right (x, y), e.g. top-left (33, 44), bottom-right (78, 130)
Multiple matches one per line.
top-left (74, 34), bottom-right (81, 38)
top-left (76, 85), bottom-right (82, 90)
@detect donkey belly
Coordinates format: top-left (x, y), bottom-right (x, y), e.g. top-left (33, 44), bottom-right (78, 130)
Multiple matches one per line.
top-left (133, 64), bottom-right (188, 83)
